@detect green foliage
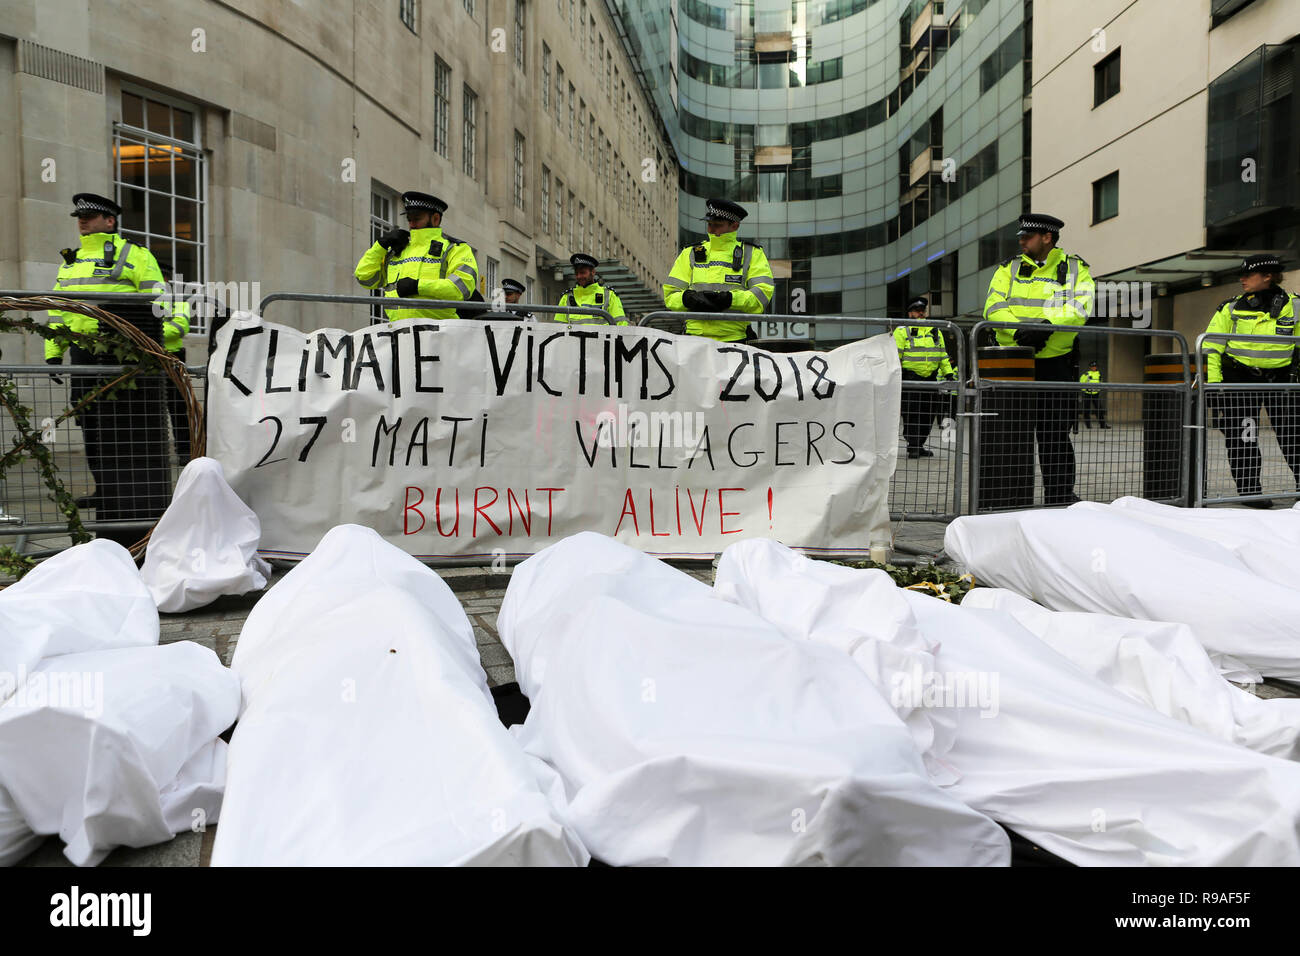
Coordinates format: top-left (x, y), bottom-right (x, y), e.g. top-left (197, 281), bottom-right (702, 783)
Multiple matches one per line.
top-left (833, 559), bottom-right (978, 604)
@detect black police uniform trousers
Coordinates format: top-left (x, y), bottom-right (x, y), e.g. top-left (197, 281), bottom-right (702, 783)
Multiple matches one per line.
top-left (1218, 359), bottom-right (1300, 496)
top-left (1080, 393), bottom-right (1105, 425)
top-left (1033, 353), bottom-right (1078, 505)
top-left (900, 367), bottom-right (944, 452)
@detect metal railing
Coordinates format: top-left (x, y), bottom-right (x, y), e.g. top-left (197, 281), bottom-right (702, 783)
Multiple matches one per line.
top-left (1194, 331), bottom-right (1300, 508)
top-left (969, 322), bottom-right (1194, 513)
top-left (257, 292), bottom-right (617, 326)
top-left (637, 311), bottom-right (967, 521)
top-left (0, 364), bottom-right (206, 545)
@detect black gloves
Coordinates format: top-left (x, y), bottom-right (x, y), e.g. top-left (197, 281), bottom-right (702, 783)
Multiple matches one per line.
top-left (395, 277), bottom-right (419, 299)
top-left (46, 356), bottom-right (63, 385)
top-left (1014, 327), bottom-right (1052, 352)
top-left (377, 229), bottom-right (410, 255)
top-left (681, 290), bottom-right (732, 312)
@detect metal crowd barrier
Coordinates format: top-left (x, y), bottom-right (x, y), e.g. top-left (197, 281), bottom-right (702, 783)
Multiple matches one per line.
top-left (0, 363), bottom-right (206, 551)
top-left (637, 311), bottom-right (967, 522)
top-left (969, 322), bottom-right (1194, 513)
top-left (1194, 331), bottom-right (1300, 508)
top-left (257, 292), bottom-right (617, 326)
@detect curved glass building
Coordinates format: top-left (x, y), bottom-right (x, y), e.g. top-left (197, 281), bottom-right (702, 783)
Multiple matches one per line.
top-left (670, 0), bottom-right (1029, 337)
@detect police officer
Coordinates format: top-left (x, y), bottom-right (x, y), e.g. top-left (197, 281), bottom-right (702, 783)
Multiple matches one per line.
top-left (1203, 254), bottom-right (1299, 508)
top-left (479, 277), bottom-right (533, 320)
top-left (663, 198), bottom-right (774, 342)
top-left (983, 213), bottom-right (1095, 506)
top-left (1078, 361), bottom-right (1109, 429)
top-left (354, 191), bottom-right (479, 321)
top-left (555, 253), bottom-right (627, 325)
top-left (895, 297), bottom-right (955, 458)
top-left (46, 192), bottom-right (168, 509)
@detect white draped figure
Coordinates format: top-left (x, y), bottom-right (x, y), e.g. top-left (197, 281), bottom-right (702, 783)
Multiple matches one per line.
top-left (497, 532), bottom-right (1010, 867)
top-left (212, 524), bottom-right (585, 866)
top-left (715, 537), bottom-right (1300, 867)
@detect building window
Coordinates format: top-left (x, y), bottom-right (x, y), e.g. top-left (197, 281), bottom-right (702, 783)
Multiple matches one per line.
top-left (1092, 171), bottom-right (1119, 223)
top-left (580, 0), bottom-right (587, 53)
top-left (115, 89), bottom-right (207, 331)
top-left (514, 0), bottom-right (526, 70)
top-left (578, 202), bottom-right (586, 249)
top-left (542, 45), bottom-right (551, 111)
top-left (1094, 49), bottom-right (1120, 107)
top-left (568, 190), bottom-right (576, 246)
top-left (399, 0), bottom-right (418, 33)
top-left (568, 83), bottom-right (576, 139)
top-left (588, 113), bottom-right (595, 166)
top-left (434, 58), bottom-right (451, 158)
top-left (578, 106), bottom-right (586, 160)
top-left (541, 166), bottom-right (551, 233)
top-left (463, 0), bottom-right (475, 15)
top-left (463, 85), bottom-right (478, 178)
top-left (368, 183), bottom-right (400, 322)
top-left (555, 182), bottom-right (564, 242)
top-left (486, 257), bottom-right (499, 299)
top-left (555, 65), bottom-right (564, 124)
top-left (513, 132), bottom-right (526, 210)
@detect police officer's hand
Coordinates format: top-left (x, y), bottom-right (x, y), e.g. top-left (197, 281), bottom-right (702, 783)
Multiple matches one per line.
top-left (377, 229), bottom-right (410, 255)
top-left (709, 291), bottom-right (733, 311)
top-left (681, 290), bottom-right (711, 312)
top-left (395, 277), bottom-right (419, 298)
top-left (45, 356), bottom-right (63, 385)
top-left (1014, 327), bottom-right (1051, 352)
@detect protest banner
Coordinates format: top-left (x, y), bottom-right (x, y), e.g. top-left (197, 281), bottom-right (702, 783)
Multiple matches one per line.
top-left (207, 314), bottom-right (900, 560)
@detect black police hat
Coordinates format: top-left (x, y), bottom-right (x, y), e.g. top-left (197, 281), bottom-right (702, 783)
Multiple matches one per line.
top-left (703, 198), bottom-right (748, 223)
top-left (70, 193), bottom-right (121, 218)
top-left (501, 278), bottom-right (526, 295)
top-left (402, 191), bottom-right (448, 215)
top-left (1089, 361), bottom-right (1099, 367)
top-left (570, 253), bottom-right (599, 269)
top-left (907, 297), bottom-right (928, 312)
top-left (1240, 254), bottom-right (1283, 275)
top-left (1017, 213), bottom-right (1064, 236)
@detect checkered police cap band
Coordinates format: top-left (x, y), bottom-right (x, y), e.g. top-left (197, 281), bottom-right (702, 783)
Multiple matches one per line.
top-left (1241, 255), bottom-right (1283, 273)
top-left (70, 196), bottom-right (120, 217)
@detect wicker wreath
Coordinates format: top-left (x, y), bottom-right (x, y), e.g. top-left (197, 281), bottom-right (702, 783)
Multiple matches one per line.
top-left (0, 294), bottom-right (205, 560)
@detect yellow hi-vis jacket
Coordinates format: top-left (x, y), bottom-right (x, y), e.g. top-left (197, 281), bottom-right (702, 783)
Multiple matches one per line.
top-left (354, 226), bottom-right (479, 322)
top-left (893, 325), bottom-right (955, 378)
top-left (555, 282), bottom-right (628, 325)
top-left (162, 293), bottom-right (190, 353)
top-left (45, 232), bottom-right (168, 360)
top-left (1080, 369), bottom-right (1101, 394)
top-left (983, 247), bottom-right (1095, 359)
top-left (662, 231), bottom-right (774, 342)
top-left (1202, 289), bottom-right (1299, 383)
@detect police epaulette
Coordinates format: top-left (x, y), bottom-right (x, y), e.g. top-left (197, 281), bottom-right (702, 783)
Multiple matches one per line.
top-left (1069, 253), bottom-right (1089, 268)
top-left (743, 240), bottom-right (762, 250)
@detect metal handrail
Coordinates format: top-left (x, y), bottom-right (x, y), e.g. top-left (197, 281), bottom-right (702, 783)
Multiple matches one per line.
top-left (256, 292), bottom-right (617, 325)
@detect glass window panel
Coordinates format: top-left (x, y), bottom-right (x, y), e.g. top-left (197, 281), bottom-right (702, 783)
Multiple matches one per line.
top-left (174, 198), bottom-right (198, 242)
top-left (173, 108), bottom-right (195, 143)
top-left (148, 192), bottom-right (171, 236)
top-left (119, 186), bottom-right (146, 227)
top-left (147, 146), bottom-right (174, 192)
top-left (146, 99), bottom-right (170, 136)
top-left (149, 239), bottom-right (174, 275)
top-left (174, 156), bottom-right (197, 197)
top-left (122, 92), bottom-right (143, 128)
top-left (173, 242), bottom-right (199, 287)
top-left (117, 139), bottom-right (146, 190)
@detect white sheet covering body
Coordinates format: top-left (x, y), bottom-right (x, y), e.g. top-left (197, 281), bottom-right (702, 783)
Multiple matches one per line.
top-left (962, 588), bottom-right (1300, 760)
top-left (0, 643), bottom-right (237, 866)
top-left (0, 540), bottom-right (158, 684)
top-left (141, 457), bottom-right (272, 612)
top-left (715, 538), bottom-right (1300, 866)
top-left (497, 532), bottom-right (1010, 867)
top-left (211, 524), bottom-right (584, 866)
top-left (944, 507), bottom-right (1300, 679)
